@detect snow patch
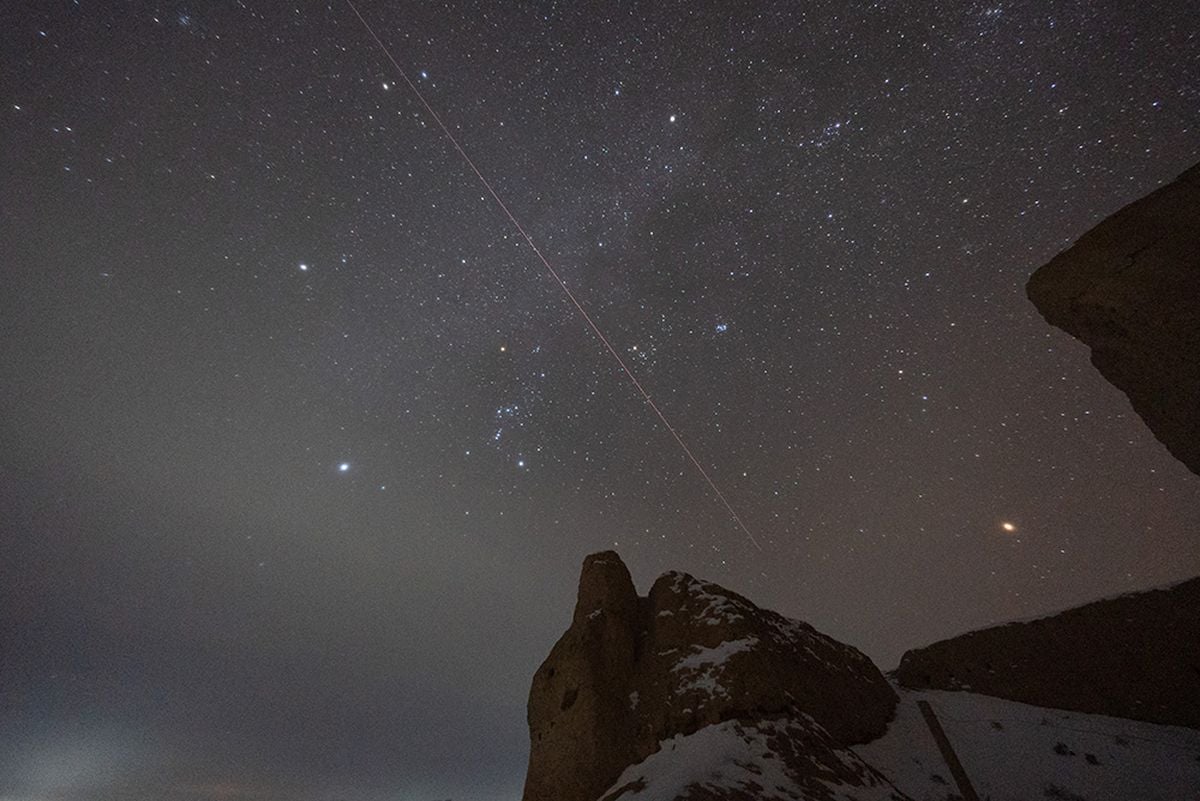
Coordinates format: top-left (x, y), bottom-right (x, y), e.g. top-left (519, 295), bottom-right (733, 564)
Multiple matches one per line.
top-left (671, 637), bottom-right (758, 698)
top-left (600, 720), bottom-right (798, 800)
top-left (674, 637), bottom-right (759, 672)
top-left (666, 573), bottom-right (751, 625)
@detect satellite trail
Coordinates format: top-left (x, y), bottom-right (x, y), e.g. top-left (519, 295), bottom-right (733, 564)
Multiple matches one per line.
top-left (344, 0), bottom-right (763, 551)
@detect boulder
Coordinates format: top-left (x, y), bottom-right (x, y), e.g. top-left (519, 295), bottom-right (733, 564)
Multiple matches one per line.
top-left (1027, 161), bottom-right (1200, 476)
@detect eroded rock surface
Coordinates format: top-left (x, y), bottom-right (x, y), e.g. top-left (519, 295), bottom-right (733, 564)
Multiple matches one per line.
top-left (1027, 162), bottom-right (1200, 476)
top-left (894, 577), bottom-right (1200, 729)
top-left (522, 551), bottom-right (901, 801)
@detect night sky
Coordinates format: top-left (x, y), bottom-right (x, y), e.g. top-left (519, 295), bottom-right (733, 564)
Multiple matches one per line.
top-left (2, 2), bottom-right (1198, 800)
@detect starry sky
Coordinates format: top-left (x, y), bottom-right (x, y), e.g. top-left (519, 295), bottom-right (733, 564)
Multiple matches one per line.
top-left (2, 2), bottom-right (1198, 800)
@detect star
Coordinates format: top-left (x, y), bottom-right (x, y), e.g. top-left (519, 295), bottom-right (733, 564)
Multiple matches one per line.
top-left (669, 114), bottom-right (677, 123)
top-left (1001, 522), bottom-right (1017, 532)
top-left (338, 462), bottom-right (350, 473)
top-left (298, 262), bottom-right (309, 272)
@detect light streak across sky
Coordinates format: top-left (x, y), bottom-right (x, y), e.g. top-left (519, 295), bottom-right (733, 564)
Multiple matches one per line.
top-left (343, 0), bottom-right (763, 551)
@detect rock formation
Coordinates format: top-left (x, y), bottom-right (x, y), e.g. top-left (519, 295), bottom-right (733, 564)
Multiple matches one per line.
top-left (1026, 161), bottom-right (1200, 476)
top-left (894, 577), bottom-right (1200, 729)
top-left (522, 551), bottom-right (905, 801)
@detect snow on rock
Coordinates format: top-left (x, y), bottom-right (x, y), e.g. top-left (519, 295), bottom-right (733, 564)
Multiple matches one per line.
top-left (672, 637), bottom-right (760, 698)
top-left (599, 719), bottom-right (801, 801)
top-left (599, 717), bottom-right (906, 801)
top-left (642, 568), bottom-right (896, 746)
top-left (663, 572), bottom-right (752, 626)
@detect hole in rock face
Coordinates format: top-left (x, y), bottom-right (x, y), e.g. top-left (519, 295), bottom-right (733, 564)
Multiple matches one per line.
top-left (546, 667), bottom-right (556, 679)
top-left (561, 687), bottom-right (579, 711)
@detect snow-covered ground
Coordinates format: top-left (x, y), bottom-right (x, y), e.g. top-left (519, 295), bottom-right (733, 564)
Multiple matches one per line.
top-left (600, 687), bottom-right (1200, 801)
top-left (856, 687), bottom-right (1200, 801)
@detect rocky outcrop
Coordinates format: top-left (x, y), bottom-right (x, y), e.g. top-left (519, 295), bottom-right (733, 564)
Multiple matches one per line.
top-left (894, 577), bottom-right (1200, 729)
top-left (1027, 162), bottom-right (1200, 477)
top-left (522, 551), bottom-right (903, 801)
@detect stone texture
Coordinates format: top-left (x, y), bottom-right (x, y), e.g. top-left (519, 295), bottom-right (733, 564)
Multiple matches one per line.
top-left (894, 577), bottom-right (1200, 729)
top-left (1026, 162), bottom-right (1200, 476)
top-left (523, 553), bottom-right (643, 801)
top-left (522, 551), bottom-right (900, 801)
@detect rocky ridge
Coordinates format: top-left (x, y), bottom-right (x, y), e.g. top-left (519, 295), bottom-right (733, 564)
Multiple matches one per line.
top-left (521, 551), bottom-right (904, 801)
top-left (894, 577), bottom-right (1200, 729)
